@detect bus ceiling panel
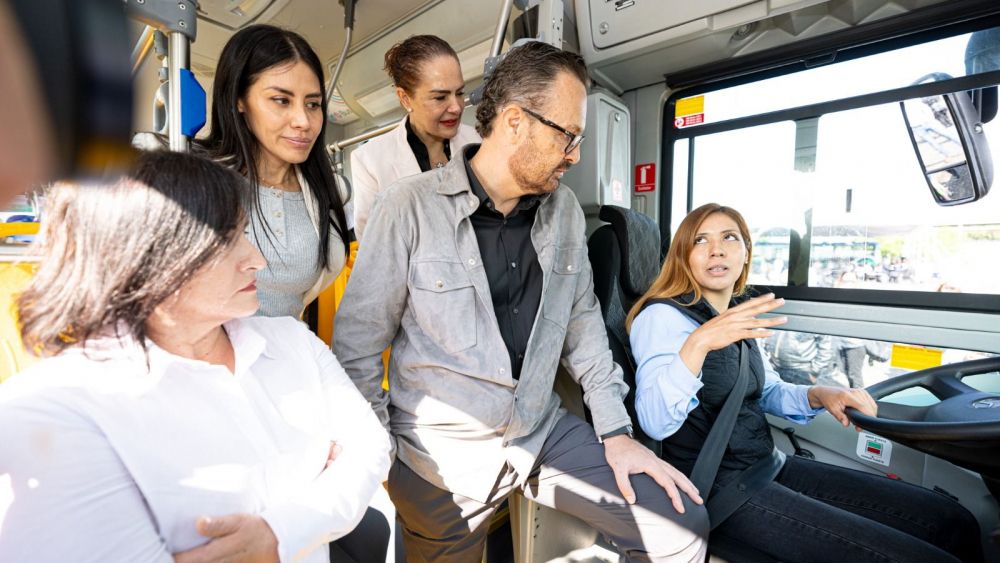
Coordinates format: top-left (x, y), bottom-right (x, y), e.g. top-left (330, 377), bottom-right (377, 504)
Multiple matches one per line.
top-left (322, 0), bottom-right (510, 129)
top-left (188, 0), bottom-right (438, 80)
top-left (575, 0), bottom-right (961, 95)
top-left (196, 0), bottom-right (288, 30)
top-left (665, 0), bottom-right (1000, 92)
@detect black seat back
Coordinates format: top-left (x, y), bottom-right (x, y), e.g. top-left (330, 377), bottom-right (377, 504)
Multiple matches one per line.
top-left (587, 205), bottom-right (662, 453)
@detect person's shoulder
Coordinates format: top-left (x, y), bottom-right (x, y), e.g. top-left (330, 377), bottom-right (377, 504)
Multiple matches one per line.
top-left (549, 184), bottom-right (584, 215)
top-left (352, 135), bottom-right (384, 157)
top-left (377, 168), bottom-right (443, 212)
top-left (353, 122), bottom-right (404, 159)
top-left (539, 185), bottom-right (585, 231)
top-left (0, 351), bottom-right (131, 413)
top-left (634, 301), bottom-right (695, 330)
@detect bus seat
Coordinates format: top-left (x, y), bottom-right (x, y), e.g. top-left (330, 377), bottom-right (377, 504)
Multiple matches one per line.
top-left (586, 204), bottom-right (662, 453)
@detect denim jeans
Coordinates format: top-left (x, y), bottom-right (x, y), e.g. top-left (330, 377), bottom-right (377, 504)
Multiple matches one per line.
top-left (713, 455), bottom-right (983, 562)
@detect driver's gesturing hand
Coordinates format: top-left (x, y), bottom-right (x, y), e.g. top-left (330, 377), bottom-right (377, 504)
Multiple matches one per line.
top-left (807, 386), bottom-right (878, 430)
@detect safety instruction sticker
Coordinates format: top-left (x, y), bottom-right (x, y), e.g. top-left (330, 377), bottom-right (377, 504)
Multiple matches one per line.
top-left (610, 179), bottom-right (625, 204)
top-left (674, 95), bottom-right (705, 128)
top-left (890, 344), bottom-right (943, 371)
top-left (326, 87), bottom-right (360, 125)
top-left (856, 432), bottom-right (892, 466)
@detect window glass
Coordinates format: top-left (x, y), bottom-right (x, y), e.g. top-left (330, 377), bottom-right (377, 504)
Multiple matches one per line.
top-left (763, 329), bottom-right (997, 396)
top-left (682, 30), bottom-right (1000, 294)
top-left (0, 193), bottom-right (41, 250)
top-left (809, 102), bottom-right (1000, 293)
top-left (674, 27), bottom-right (1000, 128)
top-left (686, 122), bottom-right (801, 286)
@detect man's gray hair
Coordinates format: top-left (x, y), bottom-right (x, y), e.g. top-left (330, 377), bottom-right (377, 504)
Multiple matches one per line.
top-left (475, 41), bottom-right (589, 138)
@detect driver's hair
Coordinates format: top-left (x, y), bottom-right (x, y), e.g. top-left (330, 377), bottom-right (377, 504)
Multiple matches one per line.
top-left (626, 203), bottom-right (752, 331)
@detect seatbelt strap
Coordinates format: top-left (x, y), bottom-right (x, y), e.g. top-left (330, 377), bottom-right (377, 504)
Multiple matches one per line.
top-left (641, 297), bottom-right (785, 529)
top-left (706, 448), bottom-right (786, 530)
top-left (689, 340), bottom-right (750, 498)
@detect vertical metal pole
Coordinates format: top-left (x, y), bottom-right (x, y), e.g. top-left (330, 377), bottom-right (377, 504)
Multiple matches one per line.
top-left (490, 0), bottom-right (515, 58)
top-left (326, 27), bottom-right (353, 108)
top-left (168, 31), bottom-right (190, 153)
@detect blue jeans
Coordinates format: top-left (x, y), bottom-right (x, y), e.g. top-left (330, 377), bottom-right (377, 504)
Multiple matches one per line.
top-left (713, 455), bottom-right (983, 562)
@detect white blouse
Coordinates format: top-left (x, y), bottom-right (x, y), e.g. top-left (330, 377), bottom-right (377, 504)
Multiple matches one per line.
top-left (0, 316), bottom-right (391, 563)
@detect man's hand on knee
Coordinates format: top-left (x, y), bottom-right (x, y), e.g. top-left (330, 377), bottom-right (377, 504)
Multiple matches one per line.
top-left (603, 436), bottom-right (704, 513)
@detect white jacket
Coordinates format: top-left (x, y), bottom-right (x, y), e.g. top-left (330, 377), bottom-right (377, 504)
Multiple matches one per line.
top-left (295, 166), bottom-right (348, 308)
top-left (350, 116), bottom-right (480, 240)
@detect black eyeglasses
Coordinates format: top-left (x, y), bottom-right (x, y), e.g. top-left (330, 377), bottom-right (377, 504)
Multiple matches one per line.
top-left (519, 106), bottom-right (585, 155)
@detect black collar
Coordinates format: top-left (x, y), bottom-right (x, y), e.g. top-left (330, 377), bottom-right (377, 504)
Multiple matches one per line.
top-left (405, 118), bottom-right (451, 173)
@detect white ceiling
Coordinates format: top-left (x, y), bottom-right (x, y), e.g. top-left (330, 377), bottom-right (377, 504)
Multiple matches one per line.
top-left (189, 0), bottom-right (437, 78)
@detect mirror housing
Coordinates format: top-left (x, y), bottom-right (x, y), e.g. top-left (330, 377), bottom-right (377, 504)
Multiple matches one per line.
top-left (901, 83), bottom-right (994, 206)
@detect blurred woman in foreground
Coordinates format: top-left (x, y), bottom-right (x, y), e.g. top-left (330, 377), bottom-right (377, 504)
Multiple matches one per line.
top-left (0, 151), bottom-right (390, 563)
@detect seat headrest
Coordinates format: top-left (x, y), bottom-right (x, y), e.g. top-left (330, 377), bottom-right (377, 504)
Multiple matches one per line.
top-left (598, 205), bottom-right (661, 298)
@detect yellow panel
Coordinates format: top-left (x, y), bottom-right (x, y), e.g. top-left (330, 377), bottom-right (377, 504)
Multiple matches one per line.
top-left (0, 223), bottom-right (39, 238)
top-left (316, 241), bottom-right (389, 390)
top-left (316, 241), bottom-right (358, 346)
top-left (890, 344), bottom-right (943, 371)
top-left (675, 95), bottom-right (705, 117)
top-left (0, 262), bottom-right (37, 382)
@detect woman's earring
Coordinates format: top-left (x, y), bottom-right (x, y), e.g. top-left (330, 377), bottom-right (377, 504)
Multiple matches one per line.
top-left (406, 107), bottom-right (413, 113)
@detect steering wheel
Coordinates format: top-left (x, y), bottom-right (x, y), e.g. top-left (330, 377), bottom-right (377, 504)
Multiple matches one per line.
top-left (845, 356), bottom-right (1000, 482)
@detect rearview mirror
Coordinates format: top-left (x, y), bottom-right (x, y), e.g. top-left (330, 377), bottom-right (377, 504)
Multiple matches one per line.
top-left (900, 85), bottom-right (993, 205)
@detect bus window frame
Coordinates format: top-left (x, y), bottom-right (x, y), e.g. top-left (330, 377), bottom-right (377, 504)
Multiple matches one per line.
top-left (659, 20), bottom-right (1000, 316)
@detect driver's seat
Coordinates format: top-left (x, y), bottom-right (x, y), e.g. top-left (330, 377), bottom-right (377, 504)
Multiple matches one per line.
top-left (587, 205), bottom-right (778, 563)
top-left (587, 205), bottom-right (662, 452)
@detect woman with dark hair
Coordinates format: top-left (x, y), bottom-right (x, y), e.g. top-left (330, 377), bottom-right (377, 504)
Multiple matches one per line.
top-left (626, 203), bottom-right (983, 562)
top-left (204, 24), bottom-right (350, 319)
top-left (0, 151), bottom-right (390, 563)
top-left (351, 34), bottom-right (480, 240)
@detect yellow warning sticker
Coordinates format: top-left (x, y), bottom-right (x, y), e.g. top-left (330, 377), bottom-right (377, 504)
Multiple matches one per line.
top-left (890, 344), bottom-right (943, 371)
top-left (675, 96), bottom-right (705, 118)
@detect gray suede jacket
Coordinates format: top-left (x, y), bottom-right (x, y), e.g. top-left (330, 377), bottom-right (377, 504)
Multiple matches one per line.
top-left (332, 146), bottom-right (630, 503)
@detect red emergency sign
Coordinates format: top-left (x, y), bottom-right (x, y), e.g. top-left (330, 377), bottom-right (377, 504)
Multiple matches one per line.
top-left (635, 163), bottom-right (656, 192)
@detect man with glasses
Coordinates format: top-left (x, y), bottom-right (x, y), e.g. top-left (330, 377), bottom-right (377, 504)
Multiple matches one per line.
top-left (335, 41), bottom-right (708, 562)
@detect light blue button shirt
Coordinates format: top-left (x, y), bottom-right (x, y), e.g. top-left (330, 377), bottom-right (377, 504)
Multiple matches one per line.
top-left (630, 303), bottom-right (822, 441)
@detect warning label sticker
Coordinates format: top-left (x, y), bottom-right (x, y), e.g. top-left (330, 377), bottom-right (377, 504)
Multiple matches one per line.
top-left (610, 179), bottom-right (625, 204)
top-left (856, 432), bottom-right (892, 466)
top-left (674, 96), bottom-right (705, 128)
top-left (675, 96), bottom-right (704, 117)
top-left (890, 344), bottom-right (943, 371)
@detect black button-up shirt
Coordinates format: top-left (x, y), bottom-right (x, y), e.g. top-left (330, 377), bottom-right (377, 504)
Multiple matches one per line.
top-left (464, 146), bottom-right (542, 379)
top-left (405, 119), bottom-right (451, 173)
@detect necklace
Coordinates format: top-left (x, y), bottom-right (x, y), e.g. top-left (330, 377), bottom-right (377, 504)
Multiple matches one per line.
top-left (434, 161), bottom-right (446, 169)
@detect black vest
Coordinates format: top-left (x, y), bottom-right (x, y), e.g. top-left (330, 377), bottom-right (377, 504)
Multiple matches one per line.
top-left (641, 295), bottom-right (774, 485)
